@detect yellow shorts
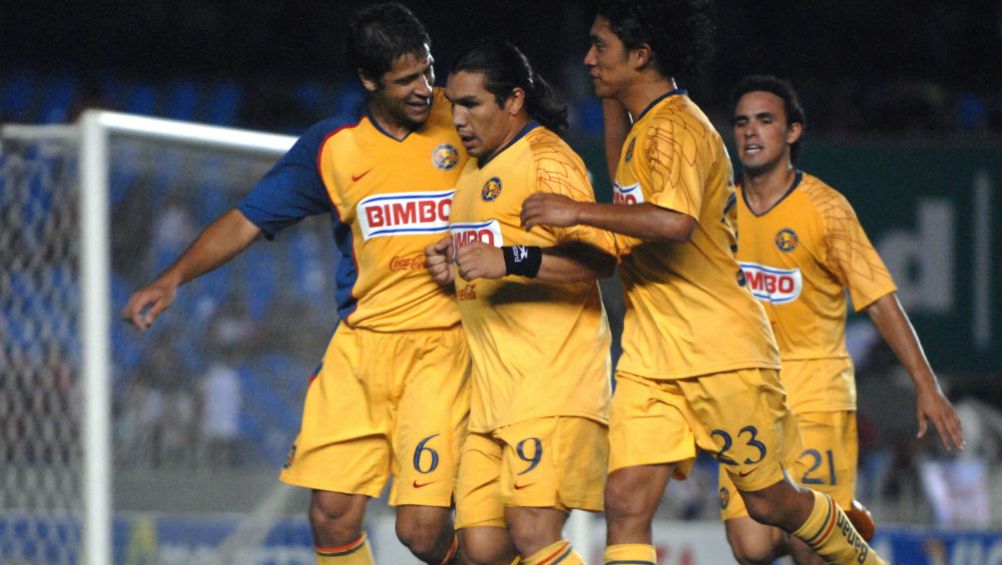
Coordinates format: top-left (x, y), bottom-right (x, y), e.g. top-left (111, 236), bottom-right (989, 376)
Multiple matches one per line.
top-left (455, 416), bottom-right (608, 529)
top-left (719, 410), bottom-right (858, 520)
top-left (610, 369), bottom-right (800, 493)
top-left (279, 323), bottom-right (470, 507)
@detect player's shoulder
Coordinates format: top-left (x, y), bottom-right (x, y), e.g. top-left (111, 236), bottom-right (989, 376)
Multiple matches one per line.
top-left (526, 125), bottom-right (577, 157)
top-left (524, 125), bottom-right (591, 196)
top-left (798, 172), bottom-right (858, 221)
top-left (644, 92), bottom-right (719, 146)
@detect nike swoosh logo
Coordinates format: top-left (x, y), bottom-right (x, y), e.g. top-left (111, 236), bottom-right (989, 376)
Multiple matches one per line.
top-left (513, 482), bottom-right (535, 490)
top-left (352, 169), bottom-right (373, 182)
top-left (412, 480), bottom-right (436, 489)
top-left (738, 470), bottom-right (753, 478)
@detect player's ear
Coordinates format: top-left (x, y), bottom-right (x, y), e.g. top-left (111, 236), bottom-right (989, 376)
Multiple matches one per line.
top-left (505, 87), bottom-right (526, 116)
top-left (358, 70), bottom-right (380, 93)
top-left (630, 43), bottom-right (653, 70)
top-left (786, 121), bottom-right (804, 145)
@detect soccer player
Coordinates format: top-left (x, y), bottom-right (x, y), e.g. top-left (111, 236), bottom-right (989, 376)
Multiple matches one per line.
top-left (122, 4), bottom-right (470, 565)
top-left (425, 39), bottom-right (615, 565)
top-left (721, 74), bottom-right (965, 565)
top-left (520, 2), bottom-right (891, 564)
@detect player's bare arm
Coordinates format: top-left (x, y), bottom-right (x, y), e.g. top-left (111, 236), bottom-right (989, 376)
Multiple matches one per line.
top-left (454, 240), bottom-right (614, 283)
top-left (521, 192), bottom-right (695, 242)
top-left (866, 292), bottom-right (965, 451)
top-left (123, 209), bottom-right (261, 330)
top-left (425, 236), bottom-right (455, 285)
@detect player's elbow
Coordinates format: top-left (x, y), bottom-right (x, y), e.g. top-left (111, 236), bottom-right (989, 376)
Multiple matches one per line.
top-left (655, 216), bottom-right (696, 243)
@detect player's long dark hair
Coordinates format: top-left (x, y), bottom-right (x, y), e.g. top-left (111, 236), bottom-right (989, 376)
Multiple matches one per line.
top-left (731, 75), bottom-right (807, 164)
top-left (451, 39), bottom-right (569, 135)
top-left (597, 0), bottom-right (715, 81)
top-left (347, 2), bottom-right (431, 82)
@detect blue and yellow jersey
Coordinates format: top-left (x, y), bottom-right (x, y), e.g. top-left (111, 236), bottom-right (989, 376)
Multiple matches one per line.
top-left (238, 89), bottom-right (468, 331)
top-left (450, 123), bottom-right (614, 433)
top-left (612, 91), bottom-right (780, 380)
top-left (736, 172), bottom-right (897, 411)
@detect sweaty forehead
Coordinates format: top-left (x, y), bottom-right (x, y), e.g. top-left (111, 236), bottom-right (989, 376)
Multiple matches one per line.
top-left (446, 70), bottom-right (488, 98)
top-left (387, 45), bottom-right (433, 75)
top-left (736, 91), bottom-right (786, 116)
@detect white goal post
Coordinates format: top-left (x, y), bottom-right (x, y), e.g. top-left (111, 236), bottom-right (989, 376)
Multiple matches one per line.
top-left (2, 111), bottom-right (295, 565)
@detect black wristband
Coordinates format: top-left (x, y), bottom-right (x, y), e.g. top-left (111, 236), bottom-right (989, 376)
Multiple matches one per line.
top-left (502, 245), bottom-right (542, 278)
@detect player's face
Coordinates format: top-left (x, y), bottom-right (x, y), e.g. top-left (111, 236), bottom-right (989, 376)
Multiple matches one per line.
top-left (446, 70), bottom-right (513, 159)
top-left (585, 16), bottom-right (632, 99)
top-left (733, 91), bottom-right (802, 175)
top-left (366, 45), bottom-right (435, 130)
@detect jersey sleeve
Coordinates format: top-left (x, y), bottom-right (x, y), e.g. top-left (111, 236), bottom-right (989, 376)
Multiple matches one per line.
top-left (237, 117), bottom-right (342, 238)
top-left (534, 144), bottom-right (616, 255)
top-left (641, 115), bottom-right (704, 219)
top-left (819, 191), bottom-right (897, 310)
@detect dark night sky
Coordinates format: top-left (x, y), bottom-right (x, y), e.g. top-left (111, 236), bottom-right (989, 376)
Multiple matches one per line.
top-left (3, 1), bottom-right (1002, 132)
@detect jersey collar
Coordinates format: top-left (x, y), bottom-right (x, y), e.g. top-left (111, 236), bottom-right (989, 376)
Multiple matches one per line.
top-left (633, 89), bottom-right (687, 126)
top-left (478, 121), bottom-right (540, 168)
top-left (365, 102), bottom-right (427, 142)
top-left (741, 169), bottom-right (803, 218)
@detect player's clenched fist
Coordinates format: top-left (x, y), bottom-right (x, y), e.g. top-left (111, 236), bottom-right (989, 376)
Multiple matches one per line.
top-left (425, 236), bottom-right (455, 285)
top-left (122, 276), bottom-right (180, 331)
top-left (521, 192), bottom-right (581, 229)
top-left (455, 241), bottom-right (505, 281)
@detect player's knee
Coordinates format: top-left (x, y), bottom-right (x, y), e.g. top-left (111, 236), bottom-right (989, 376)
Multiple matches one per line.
top-left (395, 511), bottom-right (450, 562)
top-left (728, 528), bottom-right (785, 565)
top-left (604, 476), bottom-right (649, 523)
top-left (459, 528), bottom-right (516, 565)
top-left (506, 511), bottom-right (561, 554)
top-left (309, 493), bottom-right (365, 545)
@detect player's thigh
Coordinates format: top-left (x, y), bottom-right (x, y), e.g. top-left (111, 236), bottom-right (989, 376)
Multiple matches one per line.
top-left (790, 411), bottom-right (858, 508)
top-left (496, 416), bottom-right (607, 514)
top-left (281, 325), bottom-right (392, 496)
top-left (455, 431), bottom-right (506, 530)
top-left (609, 372), bottom-right (701, 480)
top-left (389, 325), bottom-right (471, 507)
top-left (680, 368), bottom-right (800, 494)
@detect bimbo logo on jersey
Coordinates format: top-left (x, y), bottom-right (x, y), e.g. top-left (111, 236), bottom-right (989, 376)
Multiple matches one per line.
top-left (357, 190), bottom-right (453, 241)
top-left (613, 182), bottom-right (645, 205)
top-left (739, 262), bottom-right (803, 304)
top-left (450, 220), bottom-right (504, 249)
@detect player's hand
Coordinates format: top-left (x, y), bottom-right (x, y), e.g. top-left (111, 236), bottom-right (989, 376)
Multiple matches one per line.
top-left (122, 277), bottom-right (180, 331)
top-left (521, 193), bottom-right (581, 229)
top-left (425, 236), bottom-right (455, 285)
top-left (916, 384), bottom-right (965, 451)
top-left (455, 241), bottom-right (505, 281)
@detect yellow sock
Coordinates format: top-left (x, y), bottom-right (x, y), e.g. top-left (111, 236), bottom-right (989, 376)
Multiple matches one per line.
top-left (315, 533), bottom-right (375, 565)
top-left (523, 539), bottom-right (583, 565)
top-left (604, 543), bottom-right (656, 565)
top-left (792, 490), bottom-right (886, 565)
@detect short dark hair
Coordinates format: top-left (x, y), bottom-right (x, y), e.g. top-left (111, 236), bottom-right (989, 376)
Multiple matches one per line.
top-left (346, 2), bottom-right (431, 82)
top-left (596, 0), bottom-right (715, 80)
top-left (450, 39), bottom-right (569, 135)
top-left (732, 75), bottom-right (807, 163)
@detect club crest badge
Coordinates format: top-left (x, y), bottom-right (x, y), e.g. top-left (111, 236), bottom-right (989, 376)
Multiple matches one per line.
top-left (432, 144), bottom-right (459, 171)
top-left (481, 177), bottom-right (502, 201)
top-left (775, 228), bottom-right (799, 252)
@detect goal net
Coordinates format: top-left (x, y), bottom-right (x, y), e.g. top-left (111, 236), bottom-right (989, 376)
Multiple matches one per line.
top-left (1, 112), bottom-right (340, 565)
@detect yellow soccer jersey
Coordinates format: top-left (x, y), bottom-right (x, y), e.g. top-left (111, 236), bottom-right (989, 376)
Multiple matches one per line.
top-left (736, 172), bottom-right (897, 411)
top-left (450, 123), bottom-right (614, 433)
top-left (612, 91), bottom-right (780, 380)
top-left (241, 88), bottom-right (468, 331)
